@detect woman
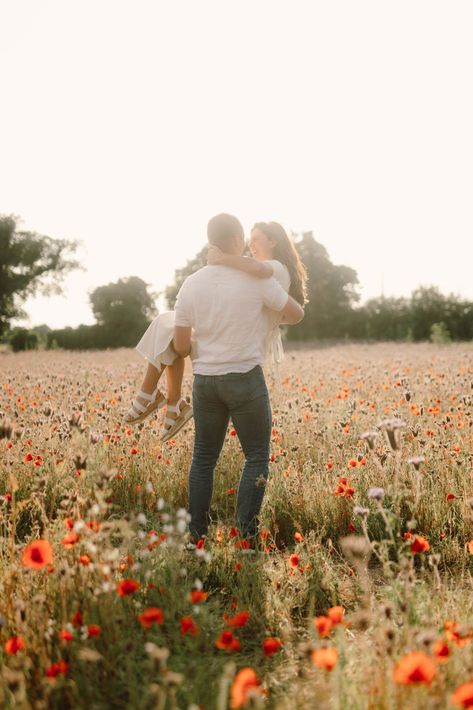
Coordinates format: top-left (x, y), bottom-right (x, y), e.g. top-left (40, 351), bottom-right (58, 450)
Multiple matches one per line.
top-left (125, 222), bottom-right (307, 442)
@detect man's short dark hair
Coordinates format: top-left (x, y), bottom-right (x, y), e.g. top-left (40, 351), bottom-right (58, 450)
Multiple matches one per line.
top-left (207, 213), bottom-right (244, 252)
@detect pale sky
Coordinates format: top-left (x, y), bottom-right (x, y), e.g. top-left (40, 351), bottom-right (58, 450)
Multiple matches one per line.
top-left (1, 0), bottom-right (472, 329)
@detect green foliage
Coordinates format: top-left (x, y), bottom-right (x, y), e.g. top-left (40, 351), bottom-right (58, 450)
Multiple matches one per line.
top-left (430, 321), bottom-right (452, 344)
top-left (0, 214), bottom-right (80, 336)
top-left (8, 327), bottom-right (38, 352)
top-left (288, 232), bottom-right (360, 340)
top-left (89, 276), bottom-right (157, 347)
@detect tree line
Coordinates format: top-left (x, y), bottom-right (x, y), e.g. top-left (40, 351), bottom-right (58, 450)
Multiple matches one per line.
top-left (1, 215), bottom-right (472, 351)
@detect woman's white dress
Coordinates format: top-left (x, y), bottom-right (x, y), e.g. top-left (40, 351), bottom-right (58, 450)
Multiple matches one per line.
top-left (136, 259), bottom-right (291, 373)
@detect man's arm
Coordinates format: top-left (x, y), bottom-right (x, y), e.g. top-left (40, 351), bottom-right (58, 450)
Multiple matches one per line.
top-left (173, 326), bottom-right (192, 358)
top-left (279, 295), bottom-right (304, 325)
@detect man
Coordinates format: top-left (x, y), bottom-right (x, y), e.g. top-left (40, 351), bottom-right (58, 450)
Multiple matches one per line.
top-left (173, 213), bottom-right (304, 545)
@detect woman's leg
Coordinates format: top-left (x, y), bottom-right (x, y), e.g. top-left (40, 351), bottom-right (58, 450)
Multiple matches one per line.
top-left (124, 362), bottom-right (166, 422)
top-left (165, 357), bottom-right (185, 405)
top-left (161, 356), bottom-right (193, 441)
top-left (140, 362), bottom-right (164, 395)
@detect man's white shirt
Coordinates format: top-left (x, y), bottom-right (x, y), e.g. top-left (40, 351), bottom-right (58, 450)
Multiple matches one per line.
top-left (174, 264), bottom-right (289, 375)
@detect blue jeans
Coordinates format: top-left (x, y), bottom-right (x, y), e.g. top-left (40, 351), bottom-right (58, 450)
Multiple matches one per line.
top-left (188, 365), bottom-right (272, 541)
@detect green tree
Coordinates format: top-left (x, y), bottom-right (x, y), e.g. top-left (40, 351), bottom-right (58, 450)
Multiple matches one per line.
top-left (289, 232), bottom-right (360, 340)
top-left (89, 276), bottom-right (157, 347)
top-left (0, 214), bottom-right (80, 336)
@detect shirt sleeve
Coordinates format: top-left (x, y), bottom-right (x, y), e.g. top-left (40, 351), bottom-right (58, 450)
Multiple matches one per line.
top-left (174, 280), bottom-right (193, 327)
top-left (265, 260), bottom-right (290, 291)
top-left (260, 277), bottom-right (289, 312)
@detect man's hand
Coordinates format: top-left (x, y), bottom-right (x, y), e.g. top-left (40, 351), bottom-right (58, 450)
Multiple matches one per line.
top-left (207, 245), bottom-right (226, 265)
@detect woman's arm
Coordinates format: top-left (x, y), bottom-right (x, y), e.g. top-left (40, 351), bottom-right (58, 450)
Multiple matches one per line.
top-left (207, 245), bottom-right (273, 279)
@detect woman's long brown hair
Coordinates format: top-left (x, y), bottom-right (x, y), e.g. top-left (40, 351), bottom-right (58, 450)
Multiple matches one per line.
top-left (253, 222), bottom-right (308, 306)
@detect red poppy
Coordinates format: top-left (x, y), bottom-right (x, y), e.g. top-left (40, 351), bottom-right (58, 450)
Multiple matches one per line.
top-left (4, 636), bottom-right (26, 655)
top-left (21, 540), bottom-right (53, 570)
top-left (433, 639), bottom-right (450, 663)
top-left (393, 651), bottom-right (437, 685)
top-left (215, 630), bottom-right (241, 652)
top-left (190, 590), bottom-right (208, 604)
top-left (289, 554), bottom-right (300, 568)
top-left (230, 668), bottom-right (262, 708)
top-left (72, 610), bottom-right (83, 628)
top-left (314, 616), bottom-right (333, 638)
top-left (327, 606), bottom-right (345, 625)
top-left (262, 637), bottom-right (282, 656)
top-left (138, 607), bottom-right (164, 629)
top-left (62, 532), bottom-right (80, 548)
top-left (59, 630), bottom-right (73, 642)
top-left (117, 579), bottom-right (140, 596)
top-left (46, 660), bottom-right (68, 678)
top-left (87, 624), bottom-right (101, 638)
top-left (311, 647), bottom-right (338, 671)
top-left (224, 611), bottom-right (249, 628)
top-left (410, 536), bottom-right (430, 554)
top-left (180, 616), bottom-right (199, 636)
top-left (452, 682), bottom-right (473, 707)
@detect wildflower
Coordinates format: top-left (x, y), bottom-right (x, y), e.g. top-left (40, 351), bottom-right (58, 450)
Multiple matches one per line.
top-left (21, 540), bottom-right (53, 570)
top-left (361, 431), bottom-right (380, 450)
top-left (314, 616), bottom-right (333, 638)
top-left (410, 536), bottom-right (430, 554)
top-left (4, 636), bottom-right (25, 655)
top-left (467, 541), bottom-right (473, 555)
top-left (354, 506), bottom-right (369, 517)
top-left (59, 629), bottom-right (73, 642)
top-left (433, 639), bottom-right (450, 663)
top-left (62, 532), bottom-right (80, 548)
top-left (407, 455), bottom-right (425, 470)
top-left (334, 477), bottom-right (354, 498)
top-left (445, 621), bottom-right (472, 647)
top-left (262, 637), bottom-right (282, 656)
top-left (138, 608), bottom-right (164, 629)
top-left (180, 616), bottom-right (199, 636)
top-left (79, 555), bottom-right (91, 565)
top-left (190, 589), bottom-right (208, 604)
top-left (117, 579), bottom-right (140, 596)
top-left (452, 682), bottom-right (473, 707)
top-left (87, 624), bottom-right (101, 638)
top-left (368, 487), bottom-right (385, 500)
top-left (379, 418), bottom-right (406, 451)
top-left (311, 647), bottom-right (338, 671)
top-left (294, 532), bottom-right (304, 542)
top-left (46, 660), bottom-right (68, 678)
top-left (224, 611), bottom-right (250, 628)
top-left (289, 554), bottom-right (300, 568)
top-left (215, 630), bottom-right (241, 652)
top-left (393, 651), bottom-right (437, 685)
top-left (447, 493), bottom-right (456, 501)
top-left (327, 606), bottom-right (345, 625)
top-left (72, 611), bottom-right (83, 628)
top-left (230, 668), bottom-right (263, 708)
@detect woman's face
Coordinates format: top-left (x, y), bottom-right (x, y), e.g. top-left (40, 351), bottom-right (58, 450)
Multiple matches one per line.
top-left (249, 227), bottom-right (275, 261)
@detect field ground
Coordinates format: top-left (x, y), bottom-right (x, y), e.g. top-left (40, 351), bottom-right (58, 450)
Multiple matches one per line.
top-left (1, 343), bottom-right (473, 709)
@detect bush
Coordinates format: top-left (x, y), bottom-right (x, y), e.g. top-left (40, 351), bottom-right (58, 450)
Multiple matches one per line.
top-left (8, 328), bottom-right (39, 352)
top-left (430, 321), bottom-right (452, 344)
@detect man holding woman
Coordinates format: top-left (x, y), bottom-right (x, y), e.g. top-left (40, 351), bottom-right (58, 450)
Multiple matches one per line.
top-left (172, 213), bottom-right (305, 545)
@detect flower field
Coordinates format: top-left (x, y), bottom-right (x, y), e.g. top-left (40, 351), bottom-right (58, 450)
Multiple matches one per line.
top-left (1, 343), bottom-right (473, 709)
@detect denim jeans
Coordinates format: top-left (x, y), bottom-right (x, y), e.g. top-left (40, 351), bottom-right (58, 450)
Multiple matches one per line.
top-left (188, 365), bottom-right (271, 541)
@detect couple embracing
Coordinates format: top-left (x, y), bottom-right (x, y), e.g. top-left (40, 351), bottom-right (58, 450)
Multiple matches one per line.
top-left (126, 213), bottom-right (306, 546)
